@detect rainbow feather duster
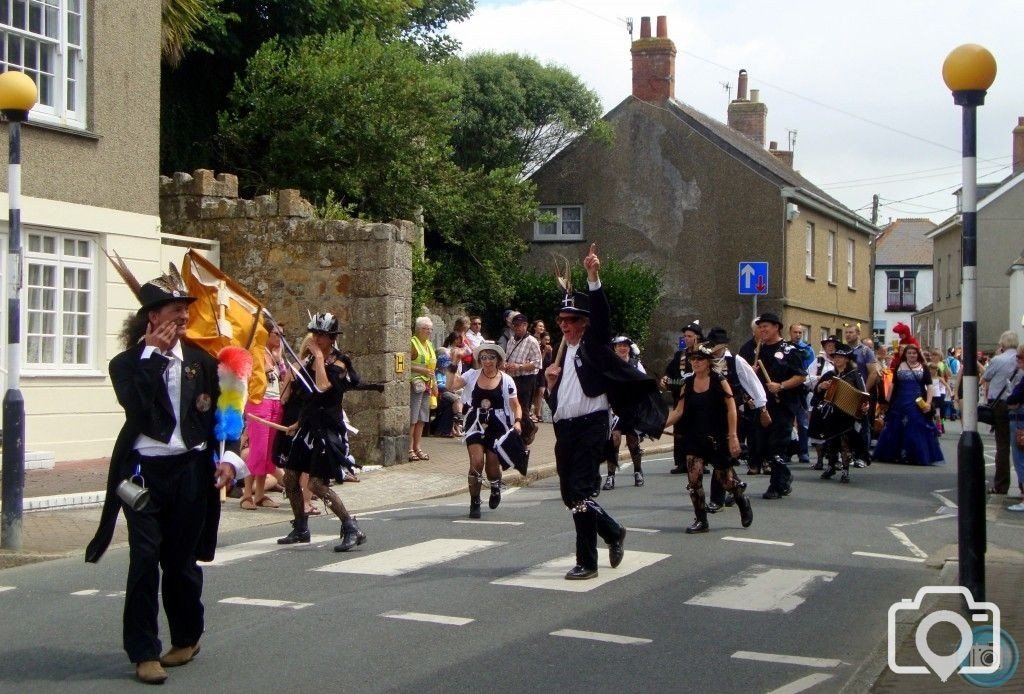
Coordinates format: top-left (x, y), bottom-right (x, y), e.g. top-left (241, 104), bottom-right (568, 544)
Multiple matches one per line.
top-left (215, 346), bottom-right (252, 444)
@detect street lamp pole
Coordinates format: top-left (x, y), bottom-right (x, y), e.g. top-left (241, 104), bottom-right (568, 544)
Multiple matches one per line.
top-left (0, 70), bottom-right (37, 550)
top-left (943, 44), bottom-right (997, 602)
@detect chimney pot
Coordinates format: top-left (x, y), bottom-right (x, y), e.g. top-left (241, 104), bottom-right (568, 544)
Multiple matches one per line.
top-left (1013, 115), bottom-right (1024, 175)
top-left (750, 89), bottom-right (760, 103)
top-left (640, 16), bottom-right (651, 38)
top-left (737, 69), bottom-right (748, 101)
top-left (727, 77), bottom-right (768, 147)
top-left (656, 16), bottom-right (668, 38)
top-left (769, 141), bottom-right (778, 151)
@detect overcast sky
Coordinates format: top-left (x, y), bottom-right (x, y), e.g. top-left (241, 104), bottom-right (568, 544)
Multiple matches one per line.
top-left (448, 0), bottom-right (1024, 226)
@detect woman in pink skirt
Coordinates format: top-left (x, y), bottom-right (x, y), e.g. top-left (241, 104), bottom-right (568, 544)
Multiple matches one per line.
top-left (241, 325), bottom-right (286, 508)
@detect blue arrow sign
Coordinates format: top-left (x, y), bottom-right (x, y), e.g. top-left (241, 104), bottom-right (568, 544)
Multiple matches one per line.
top-left (738, 262), bottom-right (768, 295)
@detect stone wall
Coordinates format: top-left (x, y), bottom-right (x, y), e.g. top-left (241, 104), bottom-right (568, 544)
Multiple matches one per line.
top-left (160, 169), bottom-right (413, 466)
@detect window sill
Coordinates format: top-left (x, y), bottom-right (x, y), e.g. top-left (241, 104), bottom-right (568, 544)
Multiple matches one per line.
top-left (25, 120), bottom-right (99, 141)
top-left (847, 286), bottom-right (857, 291)
top-left (532, 238), bottom-right (587, 243)
top-left (827, 281), bottom-right (837, 287)
top-left (805, 274), bottom-right (816, 281)
top-left (22, 369), bottom-right (106, 379)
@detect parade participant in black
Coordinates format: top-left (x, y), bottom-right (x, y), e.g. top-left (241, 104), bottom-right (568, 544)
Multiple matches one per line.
top-left (751, 313), bottom-right (807, 499)
top-left (545, 244), bottom-right (665, 580)
top-left (604, 336), bottom-right (647, 489)
top-left (85, 266), bottom-right (247, 685)
top-left (806, 336), bottom-right (839, 470)
top-left (445, 341), bottom-right (523, 518)
top-left (813, 343), bottom-right (869, 483)
top-left (661, 321), bottom-right (703, 475)
top-left (277, 312), bottom-right (367, 552)
top-left (737, 319), bottom-right (773, 475)
top-left (705, 327), bottom-right (767, 512)
top-left (664, 343), bottom-right (752, 532)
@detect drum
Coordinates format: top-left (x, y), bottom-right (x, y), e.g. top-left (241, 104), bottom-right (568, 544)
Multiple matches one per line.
top-left (824, 379), bottom-right (870, 418)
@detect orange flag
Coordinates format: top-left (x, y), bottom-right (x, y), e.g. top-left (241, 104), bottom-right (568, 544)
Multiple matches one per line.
top-left (180, 250), bottom-right (270, 403)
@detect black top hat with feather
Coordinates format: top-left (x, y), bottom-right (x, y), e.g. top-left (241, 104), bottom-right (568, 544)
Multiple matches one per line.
top-left (552, 254), bottom-right (590, 316)
top-left (105, 249), bottom-right (196, 316)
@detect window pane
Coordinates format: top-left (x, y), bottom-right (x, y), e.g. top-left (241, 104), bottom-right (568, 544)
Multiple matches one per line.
top-left (43, 5), bottom-right (56, 38)
top-left (27, 310), bottom-right (39, 333)
top-left (67, 13), bottom-right (79, 45)
top-left (41, 335), bottom-right (53, 363)
top-left (42, 235), bottom-right (55, 253)
top-left (41, 311), bottom-right (53, 333)
top-left (28, 1), bottom-right (40, 34)
top-left (888, 278), bottom-right (899, 292)
top-left (78, 241), bottom-right (89, 258)
top-left (27, 336), bottom-right (39, 363)
top-left (76, 313), bottom-right (87, 335)
top-left (76, 291), bottom-right (87, 312)
top-left (76, 337), bottom-right (87, 363)
top-left (538, 221), bottom-right (556, 235)
top-left (23, 38), bottom-right (35, 70)
top-left (561, 207), bottom-right (581, 222)
top-left (63, 238), bottom-right (73, 256)
top-left (7, 34), bottom-right (20, 66)
top-left (38, 43), bottom-right (50, 73)
top-left (12, 0), bottom-right (25, 29)
top-left (28, 233), bottom-right (40, 252)
top-left (0, 2), bottom-right (9, 25)
top-left (562, 221), bottom-right (581, 236)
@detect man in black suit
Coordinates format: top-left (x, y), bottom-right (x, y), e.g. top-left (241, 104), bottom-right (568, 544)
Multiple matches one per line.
top-left (545, 245), bottom-right (664, 580)
top-left (86, 271), bottom-right (246, 685)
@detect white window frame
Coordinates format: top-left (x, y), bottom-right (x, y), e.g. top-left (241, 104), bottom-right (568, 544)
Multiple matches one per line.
top-left (0, 0), bottom-right (87, 129)
top-left (23, 228), bottom-right (96, 373)
top-left (533, 205), bottom-right (584, 242)
top-left (826, 230), bottom-right (836, 283)
top-left (846, 238), bottom-right (855, 288)
top-left (804, 222), bottom-right (815, 278)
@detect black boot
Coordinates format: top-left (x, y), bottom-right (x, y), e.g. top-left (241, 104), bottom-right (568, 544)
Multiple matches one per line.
top-left (277, 516), bottom-right (310, 545)
top-left (334, 518), bottom-right (367, 552)
top-left (469, 496), bottom-right (482, 519)
top-left (686, 513), bottom-right (709, 534)
top-left (602, 474), bottom-right (615, 491)
top-left (634, 471), bottom-right (644, 487)
top-left (821, 465), bottom-right (836, 480)
top-left (735, 493), bottom-right (753, 528)
top-left (488, 482), bottom-right (502, 509)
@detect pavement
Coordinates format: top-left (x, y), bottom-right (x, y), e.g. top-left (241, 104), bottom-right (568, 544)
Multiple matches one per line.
top-left (2, 418), bottom-right (1023, 690)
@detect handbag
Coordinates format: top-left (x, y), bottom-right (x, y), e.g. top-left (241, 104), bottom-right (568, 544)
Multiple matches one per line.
top-left (979, 367), bottom-right (1018, 425)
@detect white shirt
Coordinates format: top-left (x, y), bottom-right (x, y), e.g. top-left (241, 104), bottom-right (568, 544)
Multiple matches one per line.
top-left (553, 341), bottom-right (609, 422)
top-left (465, 330), bottom-right (484, 349)
top-left (134, 341), bottom-right (193, 456)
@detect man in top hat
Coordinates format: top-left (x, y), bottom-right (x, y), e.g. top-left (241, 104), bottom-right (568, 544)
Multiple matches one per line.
top-left (750, 312), bottom-right (807, 500)
top-left (86, 267), bottom-right (246, 685)
top-left (545, 244), bottom-right (665, 579)
top-left (661, 320), bottom-right (703, 474)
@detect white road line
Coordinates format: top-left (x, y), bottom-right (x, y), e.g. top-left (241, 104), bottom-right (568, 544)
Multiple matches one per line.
top-left (686, 565), bottom-right (836, 613)
top-left (360, 506), bottom-right (422, 516)
top-left (381, 611), bottom-right (473, 626)
top-left (932, 491), bottom-right (957, 508)
top-left (891, 514), bottom-right (956, 527)
top-left (314, 539), bottom-right (504, 576)
top-left (624, 527), bottom-right (660, 534)
top-left (766, 673), bottom-right (835, 694)
top-left (71, 589), bottom-right (126, 597)
top-left (722, 537), bottom-right (794, 547)
top-left (887, 527), bottom-right (928, 559)
top-left (851, 551), bottom-right (925, 563)
top-left (452, 520), bottom-right (524, 526)
top-left (731, 651), bottom-right (843, 668)
top-left (934, 488), bottom-right (953, 493)
top-left (493, 551), bottom-right (670, 593)
top-left (0, 586), bottom-right (15, 593)
top-left (204, 535), bottom-right (335, 566)
top-left (71, 589), bottom-right (99, 596)
top-left (219, 597), bottom-right (312, 610)
top-left (551, 629), bottom-right (652, 645)
top-left (984, 454), bottom-right (995, 461)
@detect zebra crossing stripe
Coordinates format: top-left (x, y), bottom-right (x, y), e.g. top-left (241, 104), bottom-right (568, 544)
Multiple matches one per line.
top-left (219, 597), bottom-right (312, 610)
top-left (686, 565), bottom-right (836, 613)
top-left (452, 520), bottom-right (524, 526)
top-left (381, 611), bottom-right (473, 626)
top-left (314, 539), bottom-right (504, 576)
top-left (0, 586), bottom-right (15, 593)
top-left (766, 673), bottom-right (835, 694)
top-left (551, 629), bottom-right (651, 645)
top-left (731, 651), bottom-right (843, 668)
top-left (492, 551), bottom-right (670, 593)
top-left (204, 535), bottom-right (336, 566)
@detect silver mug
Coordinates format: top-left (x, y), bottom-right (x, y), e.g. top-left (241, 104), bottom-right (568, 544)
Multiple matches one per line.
top-left (116, 474), bottom-right (150, 511)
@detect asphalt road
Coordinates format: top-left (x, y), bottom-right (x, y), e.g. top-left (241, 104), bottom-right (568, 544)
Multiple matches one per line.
top-left (0, 435), bottom-right (985, 693)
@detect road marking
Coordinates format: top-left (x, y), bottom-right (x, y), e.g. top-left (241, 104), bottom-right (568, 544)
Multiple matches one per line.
top-left (624, 527), bottom-right (660, 534)
top-left (219, 597), bottom-right (312, 610)
top-left (381, 611), bottom-right (473, 626)
top-left (551, 629), bottom-right (651, 645)
top-left (685, 565), bottom-right (836, 613)
top-left (360, 506), bottom-right (422, 516)
top-left (887, 527), bottom-right (928, 559)
top-left (722, 536), bottom-right (794, 547)
top-left (71, 589), bottom-right (125, 597)
top-left (452, 520), bottom-right (523, 525)
top-left (314, 539), bottom-right (504, 576)
top-left (71, 589), bottom-right (99, 596)
top-left (731, 651), bottom-right (843, 668)
top-left (0, 586), bottom-right (14, 593)
top-left (891, 514), bottom-right (956, 527)
top-left (492, 551), bottom-right (670, 593)
top-left (766, 673), bottom-right (834, 694)
top-left (851, 551), bottom-right (925, 563)
top-left (932, 491), bottom-right (957, 508)
top-left (204, 535), bottom-right (336, 566)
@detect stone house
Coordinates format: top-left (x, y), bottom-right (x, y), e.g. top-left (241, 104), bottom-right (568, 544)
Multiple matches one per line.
top-left (871, 218), bottom-right (936, 348)
top-left (915, 117), bottom-right (1024, 353)
top-left (520, 16), bottom-right (877, 370)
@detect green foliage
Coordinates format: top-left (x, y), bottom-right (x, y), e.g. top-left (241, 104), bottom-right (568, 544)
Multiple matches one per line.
top-left (161, 0), bottom-right (231, 67)
top-left (411, 243), bottom-right (438, 317)
top-left (314, 190), bottom-right (356, 221)
top-left (447, 53), bottom-right (608, 176)
top-left (218, 31), bottom-right (457, 220)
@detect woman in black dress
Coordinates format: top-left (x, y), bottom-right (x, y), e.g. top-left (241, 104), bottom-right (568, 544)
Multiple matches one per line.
top-left (665, 343), bottom-right (752, 533)
top-left (603, 336), bottom-right (647, 489)
top-left (814, 343), bottom-right (869, 483)
top-left (277, 313), bottom-right (367, 552)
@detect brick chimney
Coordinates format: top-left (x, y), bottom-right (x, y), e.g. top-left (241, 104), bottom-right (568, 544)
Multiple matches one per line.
top-left (631, 15), bottom-right (675, 102)
top-left (727, 69), bottom-right (767, 147)
top-left (1014, 116), bottom-right (1024, 175)
top-left (768, 140), bottom-right (794, 168)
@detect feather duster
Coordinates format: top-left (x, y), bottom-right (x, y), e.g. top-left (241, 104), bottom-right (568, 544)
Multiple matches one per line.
top-left (215, 346), bottom-right (252, 446)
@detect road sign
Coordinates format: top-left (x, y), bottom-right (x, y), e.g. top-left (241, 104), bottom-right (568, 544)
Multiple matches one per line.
top-left (738, 262), bottom-right (768, 295)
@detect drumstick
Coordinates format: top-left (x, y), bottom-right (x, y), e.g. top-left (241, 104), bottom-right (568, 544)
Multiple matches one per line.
top-left (756, 359), bottom-right (773, 385)
top-left (245, 412), bottom-right (292, 433)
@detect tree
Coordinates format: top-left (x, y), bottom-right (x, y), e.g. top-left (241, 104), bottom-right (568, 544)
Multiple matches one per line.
top-left (448, 53), bottom-right (610, 177)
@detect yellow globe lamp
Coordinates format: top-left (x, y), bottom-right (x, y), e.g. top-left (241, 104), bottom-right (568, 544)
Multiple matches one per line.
top-left (0, 70), bottom-right (37, 121)
top-left (942, 44), bottom-right (997, 93)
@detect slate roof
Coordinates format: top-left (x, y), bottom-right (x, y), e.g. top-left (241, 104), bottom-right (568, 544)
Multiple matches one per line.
top-left (874, 218), bottom-right (936, 266)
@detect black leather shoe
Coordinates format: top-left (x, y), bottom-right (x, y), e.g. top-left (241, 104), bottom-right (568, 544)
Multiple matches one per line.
top-left (840, 470), bottom-right (850, 483)
top-left (277, 520), bottom-right (310, 545)
top-left (609, 528), bottom-right (626, 568)
top-left (565, 565), bottom-right (598, 580)
top-left (685, 519), bottom-right (709, 534)
top-left (670, 466), bottom-right (685, 475)
top-left (811, 461), bottom-right (824, 471)
top-left (821, 467), bottom-right (836, 480)
top-left (634, 471), bottom-right (644, 487)
top-left (488, 484), bottom-right (502, 509)
top-left (736, 495), bottom-right (753, 528)
top-left (602, 475), bottom-right (615, 491)
top-left (706, 501), bottom-right (722, 514)
top-left (724, 493), bottom-right (735, 507)
top-left (762, 488), bottom-right (781, 500)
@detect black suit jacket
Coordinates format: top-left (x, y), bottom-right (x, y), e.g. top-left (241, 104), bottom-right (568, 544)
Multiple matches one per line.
top-left (86, 342), bottom-right (224, 563)
top-left (548, 285), bottom-right (667, 438)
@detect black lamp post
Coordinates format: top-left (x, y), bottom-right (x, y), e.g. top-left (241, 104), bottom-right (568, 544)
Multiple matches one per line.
top-left (942, 43), bottom-right (997, 602)
top-left (0, 69), bottom-right (37, 551)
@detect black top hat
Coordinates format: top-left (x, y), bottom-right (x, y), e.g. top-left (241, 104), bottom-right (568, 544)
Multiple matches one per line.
top-left (832, 342), bottom-right (853, 357)
top-left (307, 312), bottom-right (341, 335)
top-left (691, 342), bottom-right (716, 359)
top-left (681, 320), bottom-right (703, 337)
top-left (755, 312), bottom-right (784, 328)
top-left (706, 327), bottom-right (729, 346)
top-left (137, 278), bottom-right (196, 316)
top-left (557, 291), bottom-right (590, 316)
top-left (820, 336), bottom-right (841, 347)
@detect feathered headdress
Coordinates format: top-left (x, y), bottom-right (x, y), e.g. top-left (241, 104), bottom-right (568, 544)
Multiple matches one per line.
top-left (104, 248), bottom-right (195, 315)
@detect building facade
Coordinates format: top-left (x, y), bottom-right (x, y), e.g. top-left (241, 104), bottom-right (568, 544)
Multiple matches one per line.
top-left (871, 218), bottom-right (935, 349)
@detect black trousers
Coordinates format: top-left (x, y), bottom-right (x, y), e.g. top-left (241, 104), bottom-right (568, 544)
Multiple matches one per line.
top-left (554, 411), bottom-right (623, 571)
top-left (122, 451), bottom-right (209, 663)
top-left (513, 375), bottom-right (537, 420)
top-left (758, 400), bottom-right (796, 493)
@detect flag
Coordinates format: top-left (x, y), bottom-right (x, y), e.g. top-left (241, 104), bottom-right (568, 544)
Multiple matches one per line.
top-left (180, 250), bottom-right (270, 403)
